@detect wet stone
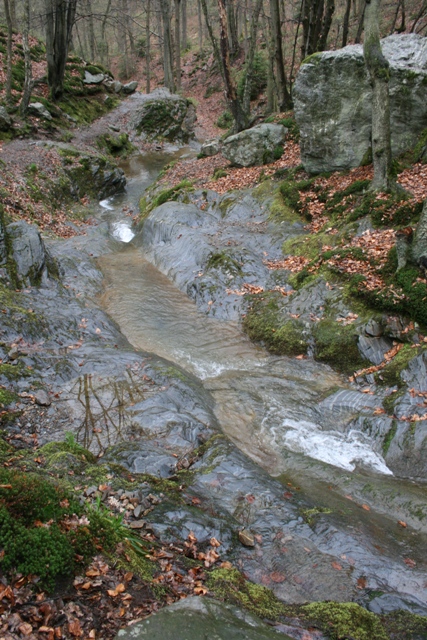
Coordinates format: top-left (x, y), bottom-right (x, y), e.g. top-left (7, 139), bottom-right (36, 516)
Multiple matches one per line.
top-left (115, 596), bottom-right (294, 640)
top-left (239, 529), bottom-right (255, 547)
top-left (34, 389), bottom-right (51, 406)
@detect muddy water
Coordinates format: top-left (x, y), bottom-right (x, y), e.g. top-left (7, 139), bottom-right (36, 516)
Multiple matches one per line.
top-left (96, 151), bottom-right (427, 545)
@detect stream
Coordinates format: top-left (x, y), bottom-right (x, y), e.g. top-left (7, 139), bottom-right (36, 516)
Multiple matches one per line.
top-left (89, 149), bottom-right (427, 612)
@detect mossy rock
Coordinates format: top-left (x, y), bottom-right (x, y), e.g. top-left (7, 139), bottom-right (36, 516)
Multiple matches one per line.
top-left (207, 568), bottom-right (287, 620)
top-left (243, 292), bottom-right (308, 356)
top-left (300, 602), bottom-right (388, 640)
top-left (313, 317), bottom-right (367, 373)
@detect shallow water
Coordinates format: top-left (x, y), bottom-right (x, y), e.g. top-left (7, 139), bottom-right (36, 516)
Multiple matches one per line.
top-left (96, 152), bottom-right (394, 478)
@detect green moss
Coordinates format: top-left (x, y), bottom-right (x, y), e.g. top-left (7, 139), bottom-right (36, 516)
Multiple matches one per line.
top-left (375, 344), bottom-right (420, 387)
top-left (301, 52), bottom-right (322, 65)
top-left (279, 178), bottom-right (314, 215)
top-left (382, 421), bottom-right (397, 455)
top-left (140, 180), bottom-right (194, 218)
top-left (313, 318), bottom-right (367, 373)
top-left (0, 386), bottom-right (17, 406)
top-left (301, 602), bottom-right (388, 640)
top-left (207, 568), bottom-right (287, 620)
top-left (216, 110), bottom-right (233, 129)
top-left (97, 132), bottom-right (135, 157)
top-left (243, 292), bottom-right (308, 356)
top-left (206, 251), bottom-right (243, 275)
top-left (300, 506), bottom-right (332, 525)
top-left (212, 168), bottom-right (228, 180)
top-left (382, 609), bottom-right (427, 639)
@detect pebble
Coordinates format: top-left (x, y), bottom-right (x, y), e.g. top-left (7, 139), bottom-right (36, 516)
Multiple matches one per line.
top-left (238, 529), bottom-right (255, 547)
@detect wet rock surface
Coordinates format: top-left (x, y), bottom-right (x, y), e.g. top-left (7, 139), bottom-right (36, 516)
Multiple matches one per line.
top-left (116, 596), bottom-right (294, 640)
top-left (294, 34), bottom-right (427, 173)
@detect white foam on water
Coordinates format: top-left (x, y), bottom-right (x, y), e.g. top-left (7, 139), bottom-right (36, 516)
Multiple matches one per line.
top-left (112, 222), bottom-right (135, 243)
top-left (280, 418), bottom-right (393, 475)
top-left (99, 198), bottom-right (114, 210)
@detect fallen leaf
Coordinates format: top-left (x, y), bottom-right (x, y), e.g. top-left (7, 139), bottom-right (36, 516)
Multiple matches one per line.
top-left (331, 561), bottom-right (342, 570)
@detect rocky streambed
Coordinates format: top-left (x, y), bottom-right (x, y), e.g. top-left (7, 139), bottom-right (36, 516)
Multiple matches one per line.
top-left (1, 96), bottom-right (426, 638)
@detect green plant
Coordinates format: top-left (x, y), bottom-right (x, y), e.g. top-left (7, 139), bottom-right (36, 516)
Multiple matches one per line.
top-left (216, 111), bottom-right (233, 129)
top-left (237, 51), bottom-right (267, 101)
top-left (313, 318), bottom-right (367, 373)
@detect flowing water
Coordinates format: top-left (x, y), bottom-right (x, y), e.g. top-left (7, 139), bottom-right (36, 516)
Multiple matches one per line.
top-left (96, 150), bottom-right (396, 479)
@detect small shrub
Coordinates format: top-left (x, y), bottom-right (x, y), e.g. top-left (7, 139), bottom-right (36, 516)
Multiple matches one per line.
top-left (237, 51), bottom-right (267, 101)
top-left (216, 110), bottom-right (233, 129)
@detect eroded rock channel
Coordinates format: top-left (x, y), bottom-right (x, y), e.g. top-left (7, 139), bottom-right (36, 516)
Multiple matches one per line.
top-left (1, 98), bottom-right (426, 636)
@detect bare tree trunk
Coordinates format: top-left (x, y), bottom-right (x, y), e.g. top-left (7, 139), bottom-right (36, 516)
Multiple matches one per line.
top-left (146, 0), bottom-right (151, 93)
top-left (86, 0), bottom-right (96, 61)
top-left (3, 0), bottom-right (13, 104)
top-left (355, 0), bottom-right (366, 42)
top-left (174, 0), bottom-right (181, 90)
top-left (45, 0), bottom-right (78, 100)
top-left (411, 0), bottom-right (427, 32)
top-left (270, 0), bottom-right (291, 110)
top-left (242, 0), bottom-right (263, 114)
top-left (160, 0), bottom-right (175, 91)
top-left (197, 0), bottom-right (203, 48)
top-left (181, 0), bottom-right (187, 48)
top-left (20, 0), bottom-right (33, 116)
top-left (9, 0), bottom-right (16, 29)
top-left (364, 0), bottom-right (394, 191)
top-left (342, 0), bottom-right (351, 45)
top-left (101, 0), bottom-right (112, 63)
top-left (263, 14), bottom-right (276, 113)
top-left (217, 0), bottom-right (248, 131)
top-left (227, 0), bottom-right (239, 56)
top-left (200, 0), bottom-right (223, 76)
top-left (318, 0), bottom-right (334, 50)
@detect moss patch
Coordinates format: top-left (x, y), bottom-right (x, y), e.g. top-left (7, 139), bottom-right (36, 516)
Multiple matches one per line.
top-left (243, 292), bottom-right (308, 356)
top-left (300, 602), bottom-right (388, 640)
top-left (313, 317), bottom-right (368, 373)
top-left (207, 568), bottom-right (286, 620)
top-left (140, 179), bottom-right (193, 218)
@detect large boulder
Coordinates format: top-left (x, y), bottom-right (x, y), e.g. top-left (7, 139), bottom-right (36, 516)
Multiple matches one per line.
top-left (294, 34), bottom-right (427, 174)
top-left (115, 597), bottom-right (293, 640)
top-left (6, 221), bottom-right (47, 286)
top-left (222, 123), bottom-right (287, 167)
top-left (130, 88), bottom-right (196, 142)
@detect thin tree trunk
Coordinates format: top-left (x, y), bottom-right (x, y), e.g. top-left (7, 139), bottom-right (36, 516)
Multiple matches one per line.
top-left (200, 0), bottom-right (223, 77)
top-left (318, 0), bottom-right (334, 50)
top-left (86, 0), bottom-right (96, 60)
top-left (342, 0), bottom-right (351, 45)
top-left (9, 0), bottom-right (16, 29)
top-left (197, 0), bottom-right (203, 48)
top-left (242, 0), bottom-right (263, 114)
top-left (364, 0), bottom-right (394, 191)
top-left (270, 0), bottom-right (291, 110)
top-left (355, 0), bottom-right (366, 42)
top-left (160, 0), bottom-right (175, 91)
top-left (411, 0), bottom-right (427, 32)
top-left (227, 0), bottom-right (239, 56)
top-left (217, 0), bottom-right (248, 131)
top-left (146, 0), bottom-right (151, 93)
top-left (174, 0), bottom-right (181, 90)
top-left (181, 0), bottom-right (187, 48)
top-left (290, 0), bottom-right (302, 92)
top-left (20, 0), bottom-right (33, 116)
top-left (45, 0), bottom-right (78, 100)
top-left (4, 0), bottom-right (13, 104)
top-left (101, 0), bottom-right (112, 63)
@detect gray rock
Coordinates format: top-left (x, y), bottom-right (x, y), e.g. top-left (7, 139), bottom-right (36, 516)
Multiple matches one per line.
top-left (104, 79), bottom-right (123, 93)
top-left (84, 70), bottom-right (105, 84)
top-left (123, 81), bottom-right (138, 94)
top-left (115, 596), bottom-right (293, 640)
top-left (130, 88), bottom-right (195, 142)
top-left (222, 123), bottom-right (287, 167)
top-left (294, 34), bottom-right (427, 173)
top-left (34, 389), bottom-right (51, 406)
top-left (6, 221), bottom-right (47, 286)
top-left (201, 138), bottom-right (221, 156)
top-left (0, 106), bottom-right (12, 131)
top-left (364, 319), bottom-right (383, 337)
top-left (357, 335), bottom-right (393, 365)
top-left (28, 102), bottom-right (52, 121)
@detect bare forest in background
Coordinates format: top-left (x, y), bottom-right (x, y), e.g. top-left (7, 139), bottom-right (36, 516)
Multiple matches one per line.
top-left (1, 0), bottom-right (426, 96)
